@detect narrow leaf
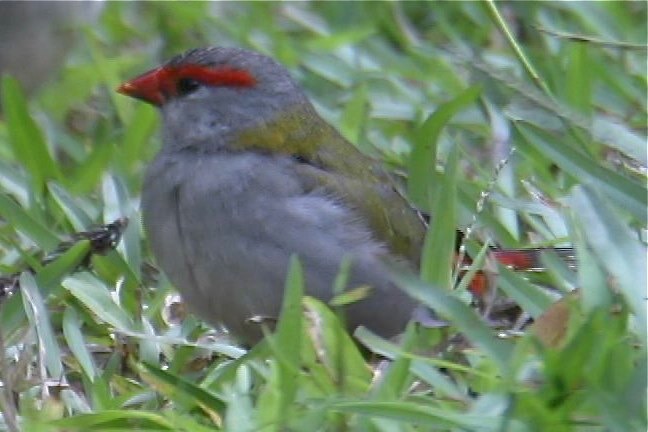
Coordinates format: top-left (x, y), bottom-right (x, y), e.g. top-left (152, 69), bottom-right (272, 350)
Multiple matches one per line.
top-left (62, 306), bottom-right (98, 381)
top-left (20, 272), bottom-right (63, 378)
top-left (407, 85), bottom-right (481, 209)
top-left (516, 124), bottom-right (646, 221)
top-left (421, 145), bottom-right (458, 287)
top-left (1, 76), bottom-right (60, 192)
top-left (0, 193), bottom-right (60, 250)
top-left (63, 273), bottom-right (135, 331)
top-left (391, 273), bottom-right (512, 372)
top-left (569, 186), bottom-right (647, 336)
top-left (271, 256), bottom-right (304, 423)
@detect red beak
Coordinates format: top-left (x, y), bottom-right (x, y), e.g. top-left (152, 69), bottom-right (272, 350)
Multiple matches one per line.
top-left (117, 67), bottom-right (168, 106)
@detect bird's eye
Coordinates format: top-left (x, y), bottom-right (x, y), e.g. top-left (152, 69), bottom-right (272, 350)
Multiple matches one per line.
top-left (176, 77), bottom-right (201, 96)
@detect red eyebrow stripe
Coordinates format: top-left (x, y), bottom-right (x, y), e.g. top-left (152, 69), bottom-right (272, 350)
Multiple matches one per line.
top-left (167, 64), bottom-right (256, 87)
top-left (117, 64), bottom-right (256, 106)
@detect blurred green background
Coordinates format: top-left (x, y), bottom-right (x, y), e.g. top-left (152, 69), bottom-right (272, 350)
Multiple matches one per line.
top-left (0, 2), bottom-right (645, 431)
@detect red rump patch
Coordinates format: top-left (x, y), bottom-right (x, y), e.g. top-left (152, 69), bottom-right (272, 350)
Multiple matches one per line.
top-left (117, 64), bottom-right (256, 106)
top-left (460, 249), bottom-right (545, 297)
top-left (491, 250), bottom-right (536, 270)
top-left (468, 273), bottom-right (488, 297)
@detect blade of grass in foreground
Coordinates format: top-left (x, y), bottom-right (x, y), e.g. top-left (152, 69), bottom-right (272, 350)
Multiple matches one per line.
top-left (0, 240), bottom-right (90, 343)
top-left (266, 256), bottom-right (304, 425)
top-left (516, 124), bottom-right (646, 221)
top-left (420, 145), bottom-right (458, 288)
top-left (20, 272), bottom-right (63, 378)
top-left (407, 85), bottom-right (481, 210)
top-left (391, 273), bottom-right (513, 372)
top-left (138, 361), bottom-right (226, 416)
top-left (1, 76), bottom-right (61, 193)
top-left (570, 185), bottom-right (647, 338)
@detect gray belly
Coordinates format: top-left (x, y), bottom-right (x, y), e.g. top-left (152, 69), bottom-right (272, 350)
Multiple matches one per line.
top-left (141, 150), bottom-right (417, 344)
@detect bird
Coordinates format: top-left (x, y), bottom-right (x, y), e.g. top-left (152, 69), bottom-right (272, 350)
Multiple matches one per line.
top-left (117, 47), bottom-right (573, 345)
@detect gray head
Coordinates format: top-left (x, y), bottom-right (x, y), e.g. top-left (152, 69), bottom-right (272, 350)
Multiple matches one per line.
top-left (118, 47), bottom-right (312, 151)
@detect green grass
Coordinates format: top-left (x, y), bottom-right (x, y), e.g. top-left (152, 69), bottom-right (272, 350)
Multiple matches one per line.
top-left (0, 2), bottom-right (646, 431)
